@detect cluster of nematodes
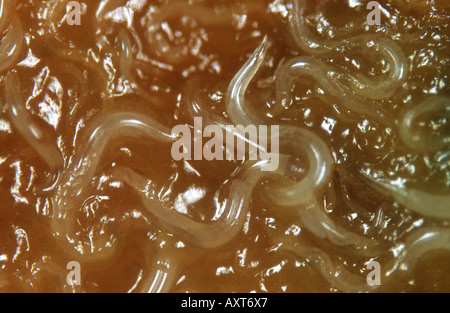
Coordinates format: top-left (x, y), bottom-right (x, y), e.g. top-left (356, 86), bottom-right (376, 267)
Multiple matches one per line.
top-left (1, 0), bottom-right (449, 292)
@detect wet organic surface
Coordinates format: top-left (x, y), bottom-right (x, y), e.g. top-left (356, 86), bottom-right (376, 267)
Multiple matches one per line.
top-left (0, 0), bottom-right (449, 292)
